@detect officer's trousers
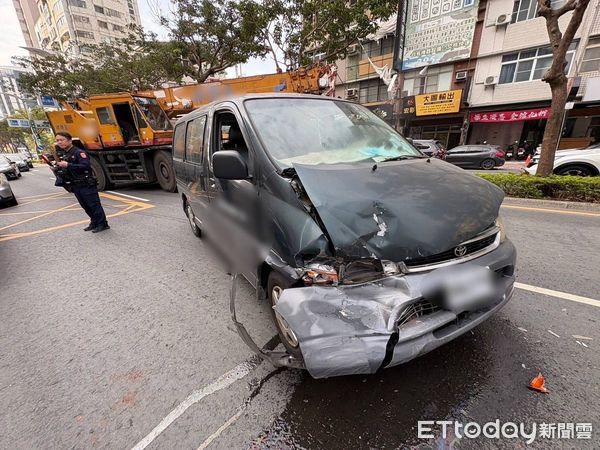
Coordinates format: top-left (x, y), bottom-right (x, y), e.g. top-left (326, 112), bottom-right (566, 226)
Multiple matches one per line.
top-left (72, 185), bottom-right (108, 227)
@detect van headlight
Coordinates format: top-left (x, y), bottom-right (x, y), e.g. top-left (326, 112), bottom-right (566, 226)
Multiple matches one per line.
top-left (496, 216), bottom-right (506, 242)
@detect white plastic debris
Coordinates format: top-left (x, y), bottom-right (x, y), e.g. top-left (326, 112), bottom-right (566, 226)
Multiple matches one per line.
top-left (517, 327), bottom-right (527, 332)
top-left (572, 335), bottom-right (592, 340)
top-left (548, 330), bottom-right (560, 338)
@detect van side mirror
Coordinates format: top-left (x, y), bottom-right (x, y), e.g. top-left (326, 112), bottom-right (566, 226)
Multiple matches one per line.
top-left (213, 150), bottom-right (249, 180)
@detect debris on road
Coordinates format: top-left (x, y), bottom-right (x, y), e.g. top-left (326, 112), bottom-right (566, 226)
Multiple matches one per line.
top-left (529, 373), bottom-right (549, 394)
top-left (521, 363), bottom-right (527, 369)
top-left (576, 340), bottom-right (589, 348)
top-left (572, 335), bottom-right (592, 340)
top-left (517, 327), bottom-right (527, 332)
top-left (547, 330), bottom-right (560, 338)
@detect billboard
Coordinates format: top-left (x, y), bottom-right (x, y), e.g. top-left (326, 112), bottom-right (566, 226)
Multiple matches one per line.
top-left (415, 89), bottom-right (462, 116)
top-left (401, 0), bottom-right (479, 70)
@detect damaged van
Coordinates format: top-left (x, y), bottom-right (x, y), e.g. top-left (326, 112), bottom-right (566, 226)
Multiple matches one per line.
top-left (174, 94), bottom-right (516, 379)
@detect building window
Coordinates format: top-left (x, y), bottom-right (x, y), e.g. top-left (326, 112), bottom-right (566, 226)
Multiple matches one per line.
top-left (403, 65), bottom-right (453, 95)
top-left (68, 0), bottom-right (86, 8)
top-left (56, 15), bottom-right (66, 29)
top-left (73, 14), bottom-right (90, 23)
top-left (98, 20), bottom-right (108, 29)
top-left (345, 36), bottom-right (395, 82)
top-left (94, 5), bottom-right (104, 13)
top-left (359, 78), bottom-right (388, 103)
top-left (104, 7), bottom-right (121, 18)
top-left (511, 0), bottom-right (566, 23)
top-left (112, 24), bottom-right (124, 32)
top-left (60, 31), bottom-right (70, 43)
top-left (75, 30), bottom-right (95, 39)
top-left (52, 1), bottom-right (63, 15)
top-left (580, 37), bottom-right (600, 72)
top-left (499, 43), bottom-right (576, 84)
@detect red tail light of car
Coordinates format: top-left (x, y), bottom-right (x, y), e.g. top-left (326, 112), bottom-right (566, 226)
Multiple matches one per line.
top-left (495, 151), bottom-right (505, 158)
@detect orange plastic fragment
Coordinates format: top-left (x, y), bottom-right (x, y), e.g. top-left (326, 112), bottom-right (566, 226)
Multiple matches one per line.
top-left (529, 373), bottom-right (549, 393)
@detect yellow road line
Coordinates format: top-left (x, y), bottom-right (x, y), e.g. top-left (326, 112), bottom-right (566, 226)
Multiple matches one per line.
top-left (0, 203), bottom-right (80, 232)
top-left (0, 208), bottom-right (80, 216)
top-left (0, 203), bottom-right (154, 242)
top-left (502, 204), bottom-right (600, 217)
top-left (17, 193), bottom-right (69, 207)
top-left (515, 282), bottom-right (600, 308)
top-left (17, 191), bottom-right (65, 200)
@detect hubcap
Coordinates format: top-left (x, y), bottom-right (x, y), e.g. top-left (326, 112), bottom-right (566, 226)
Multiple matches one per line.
top-left (160, 163), bottom-right (170, 179)
top-left (483, 160), bottom-right (494, 169)
top-left (271, 286), bottom-right (299, 348)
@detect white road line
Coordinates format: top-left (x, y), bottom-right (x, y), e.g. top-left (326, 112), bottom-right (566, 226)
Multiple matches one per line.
top-left (130, 361), bottom-right (257, 450)
top-left (106, 191), bottom-right (150, 202)
top-left (197, 407), bottom-right (245, 450)
top-left (515, 282), bottom-right (600, 308)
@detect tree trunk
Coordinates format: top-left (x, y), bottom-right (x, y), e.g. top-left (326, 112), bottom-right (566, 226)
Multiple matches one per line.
top-left (535, 79), bottom-right (567, 176)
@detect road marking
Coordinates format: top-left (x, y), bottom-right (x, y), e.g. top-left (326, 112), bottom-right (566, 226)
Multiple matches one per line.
top-left (515, 282), bottom-right (600, 308)
top-left (0, 208), bottom-right (81, 216)
top-left (502, 204), bottom-right (600, 217)
top-left (106, 191), bottom-right (150, 202)
top-left (0, 202), bottom-right (79, 232)
top-left (14, 192), bottom-right (63, 200)
top-left (197, 408), bottom-right (245, 450)
top-left (130, 361), bottom-right (258, 450)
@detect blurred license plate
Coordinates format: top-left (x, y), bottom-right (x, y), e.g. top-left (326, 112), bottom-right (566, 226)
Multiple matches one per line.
top-left (442, 265), bottom-right (494, 312)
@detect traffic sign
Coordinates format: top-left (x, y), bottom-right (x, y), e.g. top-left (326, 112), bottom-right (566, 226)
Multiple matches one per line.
top-left (7, 119), bottom-right (30, 128)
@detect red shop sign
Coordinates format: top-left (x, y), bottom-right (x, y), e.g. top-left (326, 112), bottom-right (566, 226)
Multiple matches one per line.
top-left (470, 108), bottom-right (551, 123)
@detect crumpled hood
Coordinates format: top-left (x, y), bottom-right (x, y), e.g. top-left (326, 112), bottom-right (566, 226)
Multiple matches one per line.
top-left (293, 159), bottom-right (503, 261)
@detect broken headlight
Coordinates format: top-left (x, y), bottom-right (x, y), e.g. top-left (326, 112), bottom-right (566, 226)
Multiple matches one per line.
top-left (302, 263), bottom-right (339, 286)
top-left (496, 216), bottom-right (506, 243)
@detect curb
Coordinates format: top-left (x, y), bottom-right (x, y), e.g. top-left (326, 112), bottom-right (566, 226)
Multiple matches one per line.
top-left (502, 196), bottom-right (600, 212)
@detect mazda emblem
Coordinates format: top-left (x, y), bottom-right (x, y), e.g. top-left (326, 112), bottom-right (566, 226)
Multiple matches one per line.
top-left (454, 245), bottom-right (468, 257)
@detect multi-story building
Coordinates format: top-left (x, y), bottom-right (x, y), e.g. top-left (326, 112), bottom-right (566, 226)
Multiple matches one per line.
top-left (466, 0), bottom-right (600, 149)
top-left (0, 66), bottom-right (42, 119)
top-left (14, 0), bottom-right (141, 56)
top-left (13, 0), bottom-right (41, 48)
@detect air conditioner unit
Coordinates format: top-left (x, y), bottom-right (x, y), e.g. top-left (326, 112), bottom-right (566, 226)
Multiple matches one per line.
top-left (346, 88), bottom-right (358, 98)
top-left (484, 76), bottom-right (498, 86)
top-left (495, 13), bottom-right (511, 26)
top-left (347, 44), bottom-right (359, 55)
top-left (455, 71), bottom-right (468, 81)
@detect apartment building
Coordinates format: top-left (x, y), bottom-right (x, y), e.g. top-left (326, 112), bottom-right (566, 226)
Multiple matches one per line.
top-left (15, 0), bottom-right (141, 56)
top-left (467, 0), bottom-right (600, 149)
top-left (0, 66), bottom-right (43, 119)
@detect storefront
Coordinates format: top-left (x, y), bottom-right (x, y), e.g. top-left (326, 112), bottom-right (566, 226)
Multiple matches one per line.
top-left (467, 105), bottom-right (551, 150)
top-left (399, 89), bottom-right (467, 149)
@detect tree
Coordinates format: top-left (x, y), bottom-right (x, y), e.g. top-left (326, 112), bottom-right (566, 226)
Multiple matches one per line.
top-left (535, 0), bottom-right (591, 176)
top-left (159, 0), bottom-right (270, 82)
top-left (14, 27), bottom-right (187, 100)
top-left (259, 0), bottom-right (397, 71)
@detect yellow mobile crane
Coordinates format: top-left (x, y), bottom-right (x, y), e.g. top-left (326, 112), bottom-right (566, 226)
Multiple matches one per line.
top-left (46, 67), bottom-right (328, 191)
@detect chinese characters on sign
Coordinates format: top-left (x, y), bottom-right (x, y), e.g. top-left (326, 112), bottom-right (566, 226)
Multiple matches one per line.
top-left (415, 90), bottom-right (462, 116)
top-left (401, 95), bottom-right (416, 116)
top-left (402, 0), bottom-right (479, 70)
top-left (469, 108), bottom-right (551, 123)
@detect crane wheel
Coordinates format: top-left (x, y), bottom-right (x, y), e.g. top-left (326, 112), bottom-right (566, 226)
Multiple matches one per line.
top-left (153, 150), bottom-right (177, 192)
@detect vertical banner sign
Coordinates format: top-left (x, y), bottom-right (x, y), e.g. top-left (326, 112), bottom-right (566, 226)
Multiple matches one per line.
top-left (401, 0), bottom-right (479, 70)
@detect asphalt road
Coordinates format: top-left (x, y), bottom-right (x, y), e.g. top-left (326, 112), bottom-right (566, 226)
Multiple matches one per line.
top-left (1, 166), bottom-right (599, 449)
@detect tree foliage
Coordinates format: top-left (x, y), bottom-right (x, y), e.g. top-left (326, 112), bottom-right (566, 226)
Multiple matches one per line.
top-left (14, 27), bottom-right (187, 100)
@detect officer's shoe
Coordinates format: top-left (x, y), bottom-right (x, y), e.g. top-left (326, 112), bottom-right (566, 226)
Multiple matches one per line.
top-left (83, 224), bottom-right (95, 231)
top-left (92, 223), bottom-right (110, 233)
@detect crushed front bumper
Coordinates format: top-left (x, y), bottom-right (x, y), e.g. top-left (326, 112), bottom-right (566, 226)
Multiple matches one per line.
top-left (274, 240), bottom-right (516, 379)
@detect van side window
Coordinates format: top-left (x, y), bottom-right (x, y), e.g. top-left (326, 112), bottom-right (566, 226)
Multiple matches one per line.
top-left (185, 115), bottom-right (206, 164)
top-left (173, 124), bottom-right (185, 160)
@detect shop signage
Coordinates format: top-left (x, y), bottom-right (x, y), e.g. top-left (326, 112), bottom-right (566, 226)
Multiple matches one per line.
top-left (415, 89), bottom-right (462, 116)
top-left (401, 0), bottom-right (480, 70)
top-left (401, 95), bottom-right (416, 116)
top-left (470, 108), bottom-right (551, 123)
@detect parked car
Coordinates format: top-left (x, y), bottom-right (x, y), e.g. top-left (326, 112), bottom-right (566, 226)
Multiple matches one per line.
top-left (0, 173), bottom-right (17, 207)
top-left (444, 145), bottom-right (505, 170)
top-left (0, 155), bottom-right (21, 180)
top-left (413, 139), bottom-right (445, 157)
top-left (526, 142), bottom-right (600, 176)
top-left (174, 94), bottom-right (516, 378)
top-left (2, 153), bottom-right (30, 172)
top-left (18, 152), bottom-right (34, 168)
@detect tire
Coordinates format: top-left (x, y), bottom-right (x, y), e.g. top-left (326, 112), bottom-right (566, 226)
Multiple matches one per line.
top-left (268, 271), bottom-right (302, 359)
top-left (185, 200), bottom-right (201, 238)
top-left (90, 157), bottom-right (108, 191)
top-left (480, 158), bottom-right (495, 170)
top-left (153, 150), bottom-right (177, 192)
top-left (556, 164), bottom-right (595, 177)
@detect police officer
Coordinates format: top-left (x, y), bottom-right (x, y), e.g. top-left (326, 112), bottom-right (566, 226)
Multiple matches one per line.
top-left (54, 132), bottom-right (110, 233)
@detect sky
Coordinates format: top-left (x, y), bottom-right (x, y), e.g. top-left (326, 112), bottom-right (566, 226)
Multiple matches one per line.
top-left (0, 0), bottom-right (275, 76)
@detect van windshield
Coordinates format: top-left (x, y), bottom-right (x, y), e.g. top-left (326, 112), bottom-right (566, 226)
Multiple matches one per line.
top-left (245, 98), bottom-right (419, 167)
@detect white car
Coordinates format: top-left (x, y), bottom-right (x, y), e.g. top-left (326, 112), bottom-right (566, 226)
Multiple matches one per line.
top-left (526, 143), bottom-right (600, 176)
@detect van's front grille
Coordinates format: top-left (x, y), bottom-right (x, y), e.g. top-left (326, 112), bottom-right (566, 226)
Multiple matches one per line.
top-left (396, 300), bottom-right (441, 328)
top-left (405, 230), bottom-right (499, 269)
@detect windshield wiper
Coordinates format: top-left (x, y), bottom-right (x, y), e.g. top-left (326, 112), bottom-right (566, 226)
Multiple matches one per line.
top-left (380, 155), bottom-right (426, 163)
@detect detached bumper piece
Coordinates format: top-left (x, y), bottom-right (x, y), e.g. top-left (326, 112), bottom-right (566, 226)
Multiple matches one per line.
top-left (275, 241), bottom-right (516, 379)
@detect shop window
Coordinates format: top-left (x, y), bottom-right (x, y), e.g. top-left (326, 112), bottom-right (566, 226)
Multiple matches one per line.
top-left (499, 43), bottom-right (576, 84)
top-left (581, 37), bottom-right (600, 72)
top-left (511, 0), bottom-right (565, 23)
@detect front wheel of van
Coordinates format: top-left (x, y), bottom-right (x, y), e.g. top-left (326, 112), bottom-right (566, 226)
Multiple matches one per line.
top-left (185, 200), bottom-right (201, 238)
top-left (268, 271), bottom-right (303, 359)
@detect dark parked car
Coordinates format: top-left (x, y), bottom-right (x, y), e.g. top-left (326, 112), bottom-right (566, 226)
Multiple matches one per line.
top-left (2, 153), bottom-right (30, 172)
top-left (445, 145), bottom-right (505, 170)
top-left (413, 139), bottom-right (445, 157)
top-left (174, 94), bottom-right (516, 378)
top-left (0, 155), bottom-right (21, 180)
top-left (0, 173), bottom-right (17, 207)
